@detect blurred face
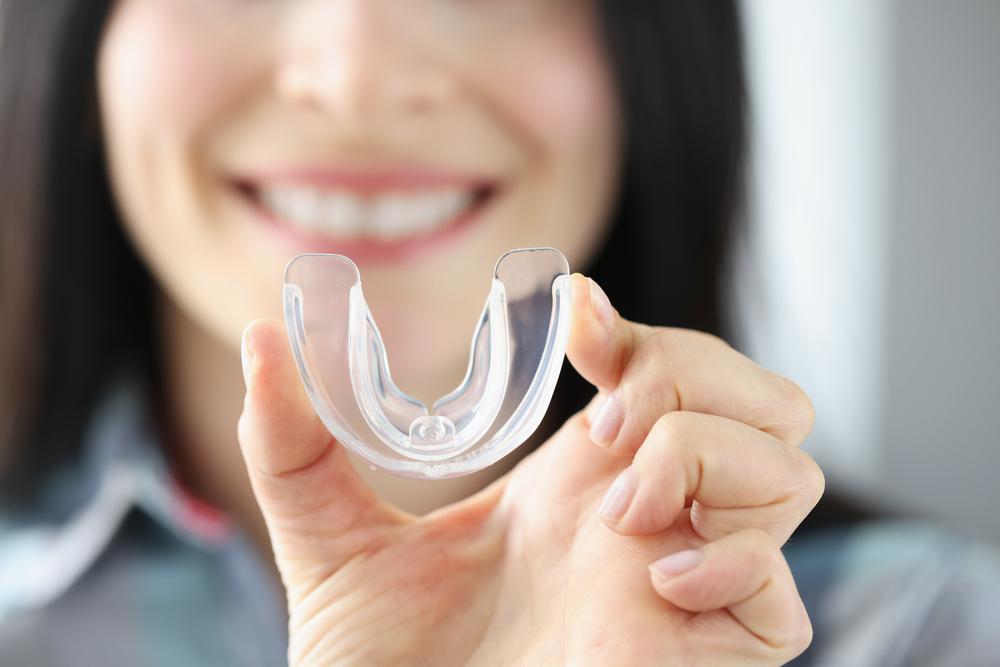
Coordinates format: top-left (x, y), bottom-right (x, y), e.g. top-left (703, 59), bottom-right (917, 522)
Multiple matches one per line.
top-left (98, 0), bottom-right (621, 402)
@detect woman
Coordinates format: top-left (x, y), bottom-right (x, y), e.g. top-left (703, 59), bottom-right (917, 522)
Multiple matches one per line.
top-left (1, 0), bottom-right (830, 664)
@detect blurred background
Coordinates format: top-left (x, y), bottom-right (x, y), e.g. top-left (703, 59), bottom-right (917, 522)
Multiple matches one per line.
top-left (736, 0), bottom-right (1000, 543)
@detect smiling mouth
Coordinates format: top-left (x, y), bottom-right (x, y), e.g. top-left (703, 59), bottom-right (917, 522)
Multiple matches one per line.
top-left (245, 182), bottom-right (495, 242)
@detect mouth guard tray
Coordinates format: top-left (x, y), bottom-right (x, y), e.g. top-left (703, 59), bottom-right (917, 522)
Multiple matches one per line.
top-left (283, 248), bottom-right (571, 479)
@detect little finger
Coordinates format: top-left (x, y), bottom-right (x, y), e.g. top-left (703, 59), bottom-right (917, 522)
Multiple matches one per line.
top-left (650, 529), bottom-right (812, 662)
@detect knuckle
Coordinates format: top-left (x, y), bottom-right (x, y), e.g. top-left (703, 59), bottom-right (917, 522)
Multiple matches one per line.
top-left (784, 377), bottom-right (816, 432)
top-left (740, 529), bottom-right (790, 578)
top-left (794, 617), bottom-right (815, 655)
top-left (649, 410), bottom-right (696, 446)
top-left (772, 614), bottom-right (814, 658)
top-left (617, 335), bottom-right (683, 427)
top-left (741, 535), bottom-right (814, 656)
top-left (774, 452), bottom-right (825, 520)
top-left (640, 413), bottom-right (701, 478)
top-left (633, 414), bottom-right (695, 510)
top-left (782, 450), bottom-right (826, 514)
top-left (730, 529), bottom-right (814, 658)
top-left (797, 455), bottom-right (826, 511)
top-left (635, 413), bottom-right (688, 472)
top-left (722, 528), bottom-right (778, 571)
top-left (640, 328), bottom-right (728, 363)
top-left (767, 375), bottom-right (816, 443)
top-left (625, 329), bottom-right (728, 417)
top-left (648, 328), bottom-right (685, 355)
top-left (630, 330), bottom-right (682, 380)
top-left (739, 530), bottom-right (813, 656)
top-left (742, 527), bottom-right (776, 560)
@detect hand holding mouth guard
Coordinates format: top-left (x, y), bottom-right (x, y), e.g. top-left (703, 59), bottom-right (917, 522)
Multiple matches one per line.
top-left (283, 248), bottom-right (571, 479)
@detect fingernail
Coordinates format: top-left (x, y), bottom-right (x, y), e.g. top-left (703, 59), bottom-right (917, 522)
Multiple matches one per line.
top-left (598, 466), bottom-right (638, 522)
top-left (589, 388), bottom-right (624, 446)
top-left (589, 278), bottom-right (615, 331)
top-left (241, 328), bottom-right (255, 387)
top-left (649, 549), bottom-right (706, 581)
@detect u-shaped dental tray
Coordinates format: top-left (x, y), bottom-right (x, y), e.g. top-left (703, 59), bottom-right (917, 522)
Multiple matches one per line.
top-left (283, 248), bottom-right (571, 479)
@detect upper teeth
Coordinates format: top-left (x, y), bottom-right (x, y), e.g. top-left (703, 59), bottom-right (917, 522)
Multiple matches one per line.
top-left (258, 187), bottom-right (474, 240)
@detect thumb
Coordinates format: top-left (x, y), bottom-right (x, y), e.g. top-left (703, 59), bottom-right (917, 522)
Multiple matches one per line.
top-left (565, 273), bottom-right (655, 392)
top-left (238, 319), bottom-right (406, 579)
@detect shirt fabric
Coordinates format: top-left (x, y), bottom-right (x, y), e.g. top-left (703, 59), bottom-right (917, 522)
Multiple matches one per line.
top-left (0, 384), bottom-right (287, 667)
top-left (1, 384), bottom-right (999, 666)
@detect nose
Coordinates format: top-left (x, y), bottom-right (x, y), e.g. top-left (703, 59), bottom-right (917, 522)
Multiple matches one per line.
top-left (275, 0), bottom-right (458, 123)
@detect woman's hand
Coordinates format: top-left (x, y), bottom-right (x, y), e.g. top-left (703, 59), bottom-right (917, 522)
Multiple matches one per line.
top-left (238, 274), bottom-right (823, 666)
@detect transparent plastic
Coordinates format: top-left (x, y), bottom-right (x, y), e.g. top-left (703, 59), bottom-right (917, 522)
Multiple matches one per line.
top-left (283, 248), bottom-right (571, 479)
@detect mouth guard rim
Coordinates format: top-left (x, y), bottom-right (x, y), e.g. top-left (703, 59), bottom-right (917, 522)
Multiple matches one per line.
top-left (282, 247), bottom-right (571, 479)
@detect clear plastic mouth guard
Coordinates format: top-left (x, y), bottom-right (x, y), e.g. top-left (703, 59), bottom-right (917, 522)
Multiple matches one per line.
top-left (283, 248), bottom-right (571, 479)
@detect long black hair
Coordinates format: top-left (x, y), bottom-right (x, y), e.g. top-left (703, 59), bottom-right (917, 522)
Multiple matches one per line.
top-left (551, 0), bottom-right (746, 429)
top-left (0, 0), bottom-right (745, 511)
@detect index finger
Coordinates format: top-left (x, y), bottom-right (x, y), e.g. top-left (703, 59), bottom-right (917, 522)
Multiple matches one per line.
top-left (238, 319), bottom-right (405, 576)
top-left (566, 274), bottom-right (815, 451)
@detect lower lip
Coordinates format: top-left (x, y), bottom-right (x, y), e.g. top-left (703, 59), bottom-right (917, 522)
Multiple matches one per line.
top-left (243, 190), bottom-right (490, 264)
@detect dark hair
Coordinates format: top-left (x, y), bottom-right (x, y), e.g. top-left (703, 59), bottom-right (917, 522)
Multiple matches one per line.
top-left (0, 0), bottom-right (745, 510)
top-left (552, 0), bottom-right (746, 420)
top-left (0, 0), bottom-right (156, 509)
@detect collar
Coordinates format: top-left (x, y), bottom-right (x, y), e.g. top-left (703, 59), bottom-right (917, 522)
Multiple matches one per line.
top-left (0, 380), bottom-right (235, 623)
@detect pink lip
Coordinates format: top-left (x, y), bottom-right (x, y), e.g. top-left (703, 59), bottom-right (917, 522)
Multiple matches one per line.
top-left (230, 166), bottom-right (498, 264)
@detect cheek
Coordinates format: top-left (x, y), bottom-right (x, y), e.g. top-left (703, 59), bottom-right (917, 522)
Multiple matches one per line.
top-left (97, 0), bottom-right (282, 348)
top-left (472, 15), bottom-right (621, 269)
top-left (99, 0), bottom-right (261, 139)
top-left (481, 17), bottom-right (618, 149)
top-left (507, 52), bottom-right (614, 145)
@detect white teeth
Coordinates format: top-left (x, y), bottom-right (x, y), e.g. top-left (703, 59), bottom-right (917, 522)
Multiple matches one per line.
top-left (258, 186), bottom-right (475, 240)
top-left (324, 193), bottom-right (363, 236)
top-left (289, 189), bottom-right (321, 228)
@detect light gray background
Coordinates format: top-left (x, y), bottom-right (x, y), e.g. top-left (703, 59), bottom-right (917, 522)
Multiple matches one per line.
top-left (881, 0), bottom-right (1000, 543)
top-left (740, 0), bottom-right (1000, 544)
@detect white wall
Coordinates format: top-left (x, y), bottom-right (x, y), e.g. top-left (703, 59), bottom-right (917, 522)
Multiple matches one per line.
top-left (739, 0), bottom-right (1000, 543)
top-left (737, 0), bottom-right (896, 494)
top-left (880, 0), bottom-right (1000, 544)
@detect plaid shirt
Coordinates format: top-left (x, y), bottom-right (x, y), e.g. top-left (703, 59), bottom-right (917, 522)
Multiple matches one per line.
top-left (0, 383), bottom-right (287, 666)
top-left (2, 383), bottom-right (999, 666)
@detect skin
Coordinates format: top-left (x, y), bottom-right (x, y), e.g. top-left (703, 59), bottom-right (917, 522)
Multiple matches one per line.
top-left (240, 279), bottom-right (822, 665)
top-left (98, 0), bottom-right (620, 527)
top-left (98, 0), bottom-right (824, 663)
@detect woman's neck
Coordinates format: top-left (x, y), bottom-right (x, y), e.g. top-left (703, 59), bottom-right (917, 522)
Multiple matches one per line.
top-left (157, 295), bottom-right (275, 559)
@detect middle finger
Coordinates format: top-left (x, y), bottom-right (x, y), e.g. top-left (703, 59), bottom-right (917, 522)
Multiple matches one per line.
top-left (596, 411), bottom-right (825, 544)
